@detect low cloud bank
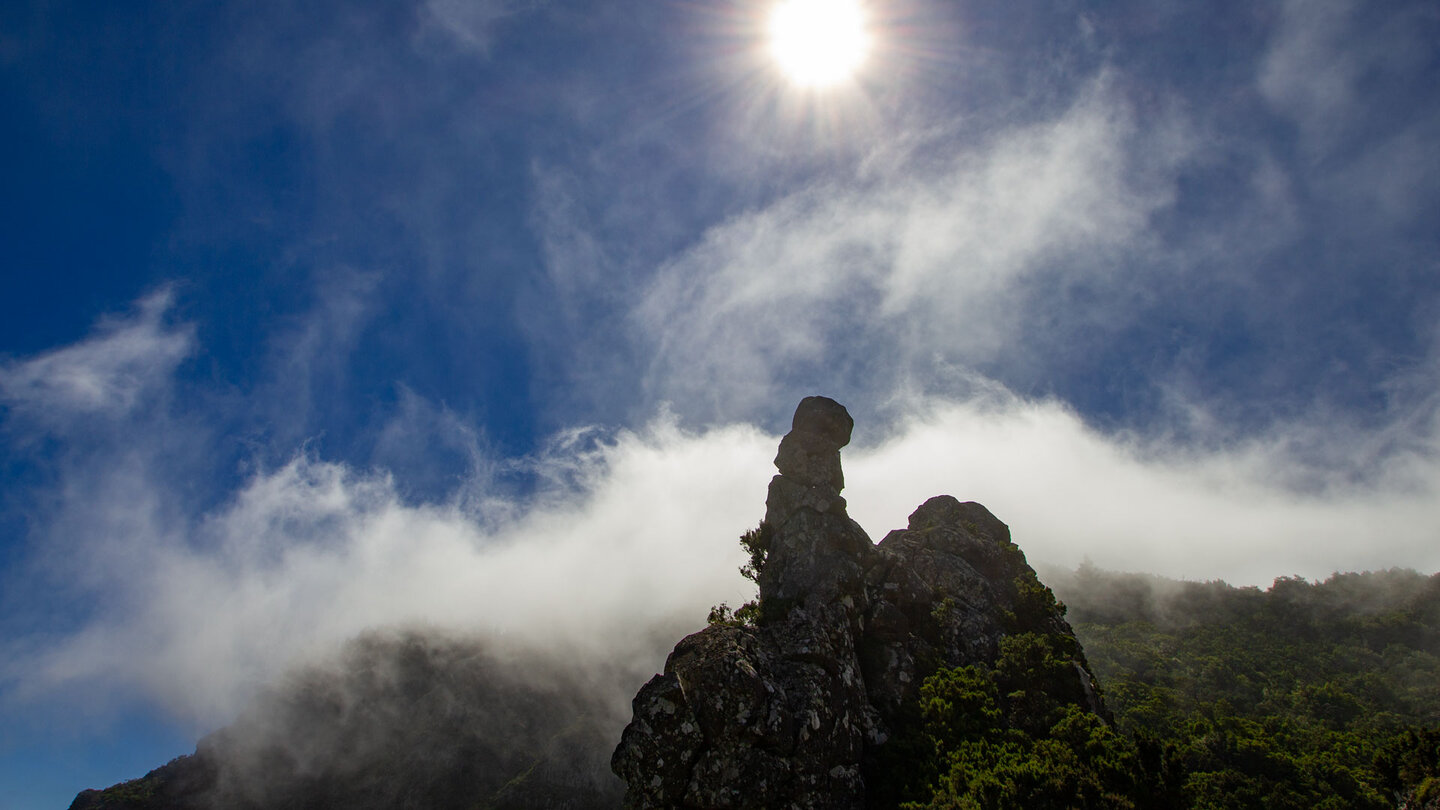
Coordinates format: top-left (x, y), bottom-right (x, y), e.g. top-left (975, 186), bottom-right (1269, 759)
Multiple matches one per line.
top-left (846, 395), bottom-right (1440, 587)
top-left (3, 418), bottom-right (775, 728)
top-left (3, 295), bottom-right (1439, 738)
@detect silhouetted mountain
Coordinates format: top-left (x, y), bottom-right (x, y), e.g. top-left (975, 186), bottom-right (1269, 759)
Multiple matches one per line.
top-left (612, 396), bottom-right (1106, 807)
top-left (69, 630), bottom-right (625, 810)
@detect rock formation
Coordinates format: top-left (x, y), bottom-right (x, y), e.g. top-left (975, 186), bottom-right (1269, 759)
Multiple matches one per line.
top-left (611, 396), bottom-right (1104, 809)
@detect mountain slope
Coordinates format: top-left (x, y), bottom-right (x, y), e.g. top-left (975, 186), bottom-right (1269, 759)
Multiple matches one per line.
top-left (69, 630), bottom-right (626, 810)
top-left (1050, 566), bottom-right (1440, 809)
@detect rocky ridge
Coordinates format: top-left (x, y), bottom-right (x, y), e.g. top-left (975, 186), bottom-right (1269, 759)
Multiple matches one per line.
top-left (611, 396), bottom-right (1104, 808)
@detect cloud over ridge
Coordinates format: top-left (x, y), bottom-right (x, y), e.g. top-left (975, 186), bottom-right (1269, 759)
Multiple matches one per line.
top-left (3, 295), bottom-right (1438, 737)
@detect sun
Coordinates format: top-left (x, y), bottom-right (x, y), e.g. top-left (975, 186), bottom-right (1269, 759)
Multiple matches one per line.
top-left (767, 0), bottom-right (871, 88)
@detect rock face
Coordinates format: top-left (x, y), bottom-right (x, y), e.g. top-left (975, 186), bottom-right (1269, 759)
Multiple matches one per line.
top-left (612, 396), bottom-right (1103, 809)
top-left (762, 395), bottom-right (872, 613)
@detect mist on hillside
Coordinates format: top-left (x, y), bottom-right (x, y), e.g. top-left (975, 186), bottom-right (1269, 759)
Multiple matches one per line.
top-left (125, 628), bottom-right (638, 809)
top-left (1046, 563), bottom-right (1440, 631)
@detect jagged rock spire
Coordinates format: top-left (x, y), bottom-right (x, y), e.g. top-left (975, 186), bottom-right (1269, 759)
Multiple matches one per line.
top-left (760, 396), bottom-right (873, 612)
top-left (774, 396), bottom-right (852, 489)
top-left (764, 395), bottom-right (854, 525)
top-left (611, 397), bottom-right (1104, 810)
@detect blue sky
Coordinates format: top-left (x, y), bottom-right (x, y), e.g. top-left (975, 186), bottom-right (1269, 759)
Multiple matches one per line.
top-left (2, 0), bottom-right (1439, 806)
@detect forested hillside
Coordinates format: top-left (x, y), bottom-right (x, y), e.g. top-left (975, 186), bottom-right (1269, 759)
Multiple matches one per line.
top-left (1046, 567), bottom-right (1440, 809)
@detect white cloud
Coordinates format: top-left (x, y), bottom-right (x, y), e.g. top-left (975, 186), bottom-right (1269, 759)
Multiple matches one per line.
top-left (631, 75), bottom-right (1187, 419)
top-left (0, 289), bottom-right (193, 429)
top-left (845, 394), bottom-right (1440, 588)
top-left (9, 377), bottom-right (1440, 731)
top-left (4, 416), bottom-right (774, 728)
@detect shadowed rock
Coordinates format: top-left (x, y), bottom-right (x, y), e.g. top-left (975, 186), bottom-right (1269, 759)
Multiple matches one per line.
top-left (772, 395), bottom-right (853, 492)
top-left (612, 397), bottom-right (1105, 809)
top-left (761, 397), bottom-right (875, 613)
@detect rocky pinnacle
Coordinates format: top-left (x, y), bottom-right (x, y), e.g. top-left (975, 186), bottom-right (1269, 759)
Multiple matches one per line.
top-left (610, 397), bottom-right (1104, 809)
top-left (760, 396), bottom-right (874, 611)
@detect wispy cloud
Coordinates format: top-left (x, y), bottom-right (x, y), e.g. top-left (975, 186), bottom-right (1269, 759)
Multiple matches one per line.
top-left (3, 395), bottom-right (773, 728)
top-left (422, 0), bottom-right (538, 54)
top-left (629, 75), bottom-right (1188, 420)
top-left (1259, 0), bottom-right (1440, 232)
top-left (8, 362), bottom-right (1440, 732)
top-left (1259, 0), bottom-right (1438, 157)
top-left (0, 289), bottom-right (192, 429)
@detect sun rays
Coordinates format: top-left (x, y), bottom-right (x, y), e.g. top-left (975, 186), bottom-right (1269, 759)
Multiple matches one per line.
top-left (766, 0), bottom-right (872, 88)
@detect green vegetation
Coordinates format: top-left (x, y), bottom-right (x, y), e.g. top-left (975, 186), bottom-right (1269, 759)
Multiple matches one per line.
top-left (78, 778), bottom-right (160, 809)
top-left (708, 522), bottom-right (775, 628)
top-left (1005, 569), bottom-right (1067, 632)
top-left (871, 633), bottom-right (1165, 809)
top-left (1068, 567), bottom-right (1440, 808)
top-left (738, 521), bottom-right (772, 585)
top-left (709, 517), bottom-right (1440, 809)
top-left (706, 599), bottom-right (761, 628)
top-left (880, 568), bottom-right (1440, 809)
